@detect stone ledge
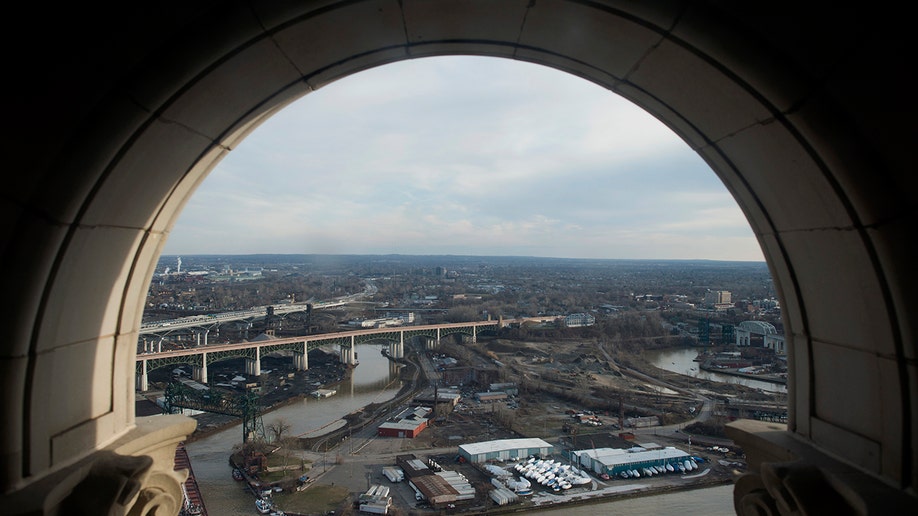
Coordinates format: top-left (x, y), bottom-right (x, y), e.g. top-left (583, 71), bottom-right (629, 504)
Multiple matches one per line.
top-left (726, 419), bottom-right (916, 515)
top-left (2, 414), bottom-right (195, 515)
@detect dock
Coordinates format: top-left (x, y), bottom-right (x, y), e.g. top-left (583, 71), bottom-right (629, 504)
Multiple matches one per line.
top-left (174, 442), bottom-right (207, 515)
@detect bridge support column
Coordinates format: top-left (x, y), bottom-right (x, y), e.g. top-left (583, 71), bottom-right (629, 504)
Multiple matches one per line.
top-left (246, 348), bottom-right (261, 376)
top-left (388, 341), bottom-right (403, 359)
top-left (473, 326), bottom-right (477, 343)
top-left (340, 336), bottom-right (357, 365)
top-left (136, 359), bottom-right (148, 391)
top-left (157, 337), bottom-right (163, 353)
top-left (294, 351), bottom-right (308, 371)
top-left (193, 353), bottom-right (208, 384)
top-left (436, 328), bottom-right (441, 348)
top-left (349, 336), bottom-right (356, 366)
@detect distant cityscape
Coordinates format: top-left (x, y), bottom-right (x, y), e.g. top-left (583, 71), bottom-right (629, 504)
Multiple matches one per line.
top-left (146, 254), bottom-right (781, 350)
top-left (143, 253), bottom-right (785, 515)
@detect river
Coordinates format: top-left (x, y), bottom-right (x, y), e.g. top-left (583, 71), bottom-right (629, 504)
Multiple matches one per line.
top-left (185, 343), bottom-right (402, 515)
top-left (644, 347), bottom-right (787, 394)
top-left (535, 484), bottom-right (736, 515)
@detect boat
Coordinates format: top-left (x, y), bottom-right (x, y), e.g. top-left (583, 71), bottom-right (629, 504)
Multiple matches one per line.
top-left (232, 468), bottom-right (244, 481)
top-left (255, 498), bottom-right (273, 514)
top-left (568, 474), bottom-right (591, 485)
top-left (665, 463), bottom-right (675, 473)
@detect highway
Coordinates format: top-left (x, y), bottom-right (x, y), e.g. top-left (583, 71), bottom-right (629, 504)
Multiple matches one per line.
top-left (139, 282), bottom-right (378, 334)
top-left (136, 320), bottom-right (503, 360)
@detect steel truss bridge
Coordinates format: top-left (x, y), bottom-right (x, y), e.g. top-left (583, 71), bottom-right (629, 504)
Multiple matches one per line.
top-left (135, 320), bottom-right (504, 391)
top-left (162, 381), bottom-right (265, 443)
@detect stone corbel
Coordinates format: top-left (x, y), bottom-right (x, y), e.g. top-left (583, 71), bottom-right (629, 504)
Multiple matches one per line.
top-left (3, 414), bottom-right (196, 515)
top-left (727, 419), bottom-right (916, 515)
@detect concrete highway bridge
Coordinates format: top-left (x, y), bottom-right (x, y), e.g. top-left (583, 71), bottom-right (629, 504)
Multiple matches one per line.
top-left (139, 282), bottom-right (379, 341)
top-left (135, 320), bottom-right (505, 391)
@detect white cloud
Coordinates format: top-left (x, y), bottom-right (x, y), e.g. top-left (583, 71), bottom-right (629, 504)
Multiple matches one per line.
top-left (165, 56), bottom-right (763, 261)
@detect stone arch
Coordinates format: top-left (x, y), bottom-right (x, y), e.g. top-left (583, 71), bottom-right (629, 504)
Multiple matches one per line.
top-left (4, 1), bottom-right (914, 513)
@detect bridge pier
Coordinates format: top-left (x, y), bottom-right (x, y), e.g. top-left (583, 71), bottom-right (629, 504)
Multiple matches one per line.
top-left (245, 347), bottom-right (261, 376)
top-left (340, 336), bottom-right (357, 366)
top-left (388, 333), bottom-right (404, 359)
top-left (388, 341), bottom-right (404, 359)
top-left (136, 359), bottom-right (148, 391)
top-left (193, 353), bottom-right (208, 383)
top-left (294, 342), bottom-right (308, 371)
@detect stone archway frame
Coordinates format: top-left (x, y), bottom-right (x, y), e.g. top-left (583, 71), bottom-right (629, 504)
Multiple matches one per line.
top-left (5, 2), bottom-right (914, 513)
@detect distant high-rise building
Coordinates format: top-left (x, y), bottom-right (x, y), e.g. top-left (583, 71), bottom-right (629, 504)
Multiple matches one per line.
top-left (704, 290), bottom-right (731, 306)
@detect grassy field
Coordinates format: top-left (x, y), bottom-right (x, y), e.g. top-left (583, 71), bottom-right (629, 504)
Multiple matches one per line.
top-left (274, 484), bottom-right (350, 514)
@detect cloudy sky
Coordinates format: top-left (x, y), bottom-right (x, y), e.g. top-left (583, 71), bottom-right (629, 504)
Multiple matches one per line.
top-left (164, 56), bottom-right (764, 262)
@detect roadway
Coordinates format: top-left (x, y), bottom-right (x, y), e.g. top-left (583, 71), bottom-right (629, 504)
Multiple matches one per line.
top-left (139, 281), bottom-right (379, 334)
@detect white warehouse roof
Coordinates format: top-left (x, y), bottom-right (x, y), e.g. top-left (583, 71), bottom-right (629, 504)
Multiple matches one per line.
top-left (575, 447), bottom-right (689, 467)
top-left (459, 438), bottom-right (552, 456)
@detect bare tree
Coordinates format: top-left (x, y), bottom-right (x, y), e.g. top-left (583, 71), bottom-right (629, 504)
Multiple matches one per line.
top-left (267, 417), bottom-right (292, 443)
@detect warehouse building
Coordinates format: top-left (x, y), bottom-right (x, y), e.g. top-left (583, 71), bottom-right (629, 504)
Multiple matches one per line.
top-left (377, 406), bottom-right (431, 438)
top-left (573, 446), bottom-right (691, 477)
top-left (395, 454), bottom-right (475, 508)
top-left (476, 391), bottom-right (508, 403)
top-left (458, 438), bottom-right (553, 464)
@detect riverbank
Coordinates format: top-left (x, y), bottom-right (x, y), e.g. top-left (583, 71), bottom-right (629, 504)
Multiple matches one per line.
top-left (184, 340), bottom-right (750, 515)
top-left (185, 359), bottom-right (356, 444)
top-left (698, 362), bottom-right (786, 385)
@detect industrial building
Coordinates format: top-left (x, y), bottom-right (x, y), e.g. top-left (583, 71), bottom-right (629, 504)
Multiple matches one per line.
top-left (458, 438), bottom-right (553, 464)
top-left (488, 383), bottom-right (519, 396)
top-left (413, 389), bottom-right (461, 409)
top-left (357, 484), bottom-right (392, 514)
top-left (395, 455), bottom-right (475, 508)
top-left (563, 313), bottom-right (596, 327)
top-left (377, 407), bottom-right (431, 438)
top-left (735, 320), bottom-right (787, 355)
top-left (475, 391), bottom-right (508, 403)
top-left (573, 446), bottom-right (691, 477)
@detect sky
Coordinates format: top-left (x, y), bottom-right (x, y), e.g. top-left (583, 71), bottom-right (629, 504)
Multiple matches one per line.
top-left (164, 56), bottom-right (765, 262)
